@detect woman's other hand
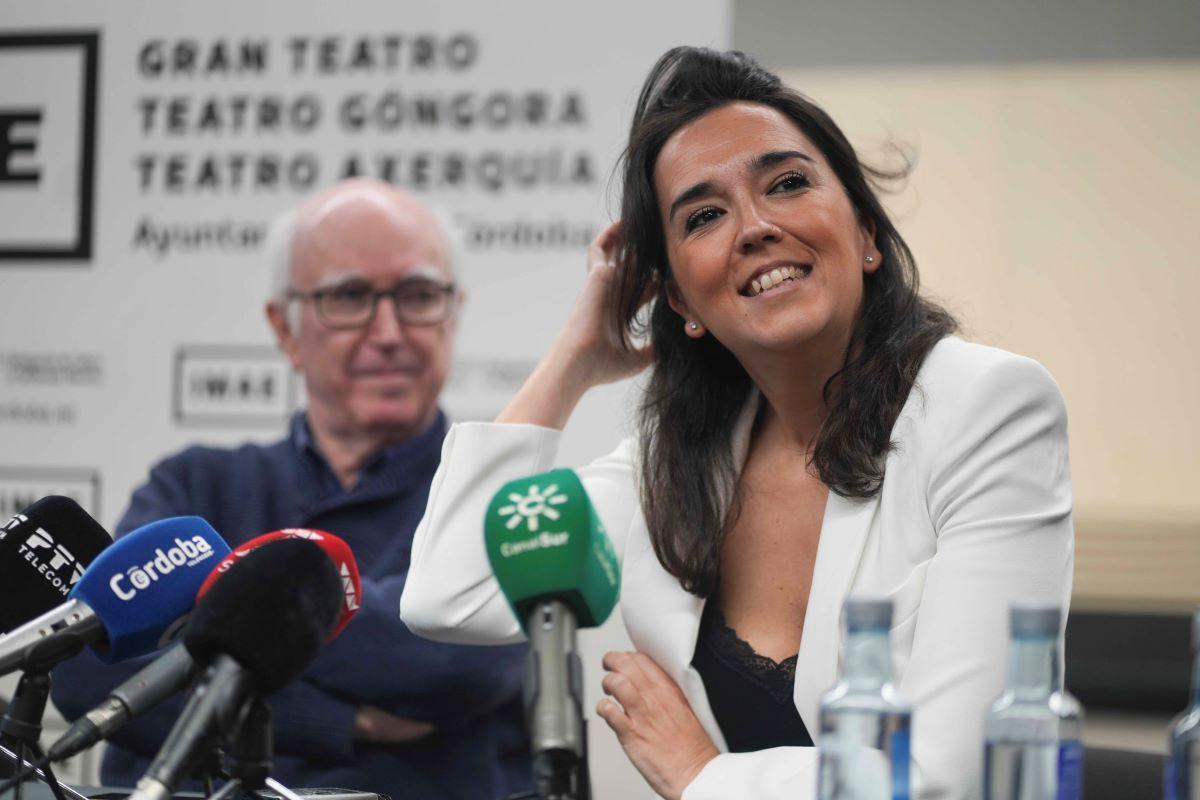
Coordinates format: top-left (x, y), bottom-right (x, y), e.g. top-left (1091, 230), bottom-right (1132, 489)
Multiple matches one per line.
top-left (597, 650), bottom-right (719, 800)
top-left (497, 221), bottom-right (653, 429)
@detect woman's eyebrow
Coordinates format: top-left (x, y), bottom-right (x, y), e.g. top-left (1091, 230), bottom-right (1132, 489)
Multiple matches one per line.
top-left (748, 150), bottom-right (815, 173)
top-left (668, 181), bottom-right (715, 223)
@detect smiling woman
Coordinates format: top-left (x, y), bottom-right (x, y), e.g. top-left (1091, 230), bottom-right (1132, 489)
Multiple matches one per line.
top-left (614, 56), bottom-right (958, 596)
top-left (402, 47), bottom-right (1074, 800)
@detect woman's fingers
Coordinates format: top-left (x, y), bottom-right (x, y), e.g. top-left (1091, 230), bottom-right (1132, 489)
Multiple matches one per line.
top-left (588, 220), bottom-right (622, 273)
top-left (601, 667), bottom-right (648, 716)
top-left (597, 219), bottom-right (621, 253)
top-left (606, 649), bottom-right (674, 691)
top-left (601, 650), bottom-right (690, 722)
top-left (596, 697), bottom-right (632, 738)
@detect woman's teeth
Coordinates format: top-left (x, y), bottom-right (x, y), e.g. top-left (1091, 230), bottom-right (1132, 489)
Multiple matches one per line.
top-left (750, 265), bottom-right (809, 296)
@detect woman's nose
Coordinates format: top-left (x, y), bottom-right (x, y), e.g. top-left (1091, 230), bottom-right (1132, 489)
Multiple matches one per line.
top-left (734, 206), bottom-right (783, 254)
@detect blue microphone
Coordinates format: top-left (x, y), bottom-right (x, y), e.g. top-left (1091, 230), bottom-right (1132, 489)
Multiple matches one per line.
top-left (0, 517), bottom-right (230, 675)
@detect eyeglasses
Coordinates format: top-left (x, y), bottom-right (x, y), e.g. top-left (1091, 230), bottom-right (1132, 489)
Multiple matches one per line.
top-left (287, 278), bottom-right (458, 329)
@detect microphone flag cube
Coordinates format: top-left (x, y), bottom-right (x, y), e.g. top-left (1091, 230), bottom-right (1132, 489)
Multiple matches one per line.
top-left (0, 496), bottom-right (112, 634)
top-left (484, 468), bottom-right (620, 633)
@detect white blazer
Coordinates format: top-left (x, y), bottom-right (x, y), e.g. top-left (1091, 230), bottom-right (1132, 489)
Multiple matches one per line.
top-left (401, 337), bottom-right (1074, 800)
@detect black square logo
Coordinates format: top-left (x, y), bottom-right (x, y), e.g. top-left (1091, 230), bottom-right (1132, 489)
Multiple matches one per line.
top-left (173, 344), bottom-right (299, 428)
top-left (0, 465), bottom-right (101, 521)
top-left (0, 31), bottom-right (99, 262)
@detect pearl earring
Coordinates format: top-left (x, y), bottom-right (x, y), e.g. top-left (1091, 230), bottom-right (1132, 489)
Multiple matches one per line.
top-left (688, 322), bottom-right (699, 331)
top-left (864, 255), bottom-right (875, 264)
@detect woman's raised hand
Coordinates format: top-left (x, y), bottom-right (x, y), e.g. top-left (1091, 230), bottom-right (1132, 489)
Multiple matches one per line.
top-left (559, 221), bottom-right (654, 386)
top-left (496, 221), bottom-right (653, 429)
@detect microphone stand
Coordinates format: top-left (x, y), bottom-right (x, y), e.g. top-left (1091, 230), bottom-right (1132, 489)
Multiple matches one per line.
top-left (200, 696), bottom-right (305, 800)
top-left (0, 634), bottom-right (87, 800)
top-left (525, 600), bottom-right (592, 800)
top-left (227, 699), bottom-right (271, 800)
top-left (197, 745), bottom-right (225, 797)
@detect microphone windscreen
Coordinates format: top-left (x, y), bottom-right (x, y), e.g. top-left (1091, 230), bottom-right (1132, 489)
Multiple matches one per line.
top-left (195, 528), bottom-right (361, 640)
top-left (70, 517), bottom-right (230, 662)
top-left (484, 468), bottom-right (621, 632)
top-left (0, 496), bottom-right (111, 633)
top-left (183, 538), bottom-right (342, 694)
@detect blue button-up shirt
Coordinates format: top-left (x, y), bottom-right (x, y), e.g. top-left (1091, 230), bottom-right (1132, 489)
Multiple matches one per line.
top-left (52, 412), bottom-right (531, 800)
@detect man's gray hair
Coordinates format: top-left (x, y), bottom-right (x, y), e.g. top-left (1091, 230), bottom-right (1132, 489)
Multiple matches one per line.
top-left (429, 206), bottom-right (465, 284)
top-left (263, 197), bottom-right (463, 332)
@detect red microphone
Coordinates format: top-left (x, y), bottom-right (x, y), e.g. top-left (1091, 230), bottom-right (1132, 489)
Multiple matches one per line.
top-left (197, 528), bottom-right (362, 639)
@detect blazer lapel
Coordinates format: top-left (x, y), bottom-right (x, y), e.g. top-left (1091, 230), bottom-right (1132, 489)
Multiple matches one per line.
top-left (793, 489), bottom-right (880, 731)
top-left (620, 532), bottom-right (725, 747)
top-left (619, 393), bottom-right (764, 752)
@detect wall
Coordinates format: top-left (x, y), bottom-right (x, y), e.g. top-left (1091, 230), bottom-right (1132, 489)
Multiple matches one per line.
top-left (733, 0), bottom-right (1200, 613)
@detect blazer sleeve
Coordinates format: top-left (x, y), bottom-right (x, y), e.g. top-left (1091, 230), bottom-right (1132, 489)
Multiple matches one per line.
top-left (902, 353), bottom-right (1073, 799)
top-left (401, 421), bottom-right (641, 645)
top-left (681, 354), bottom-right (1073, 800)
top-left (684, 747), bottom-right (819, 800)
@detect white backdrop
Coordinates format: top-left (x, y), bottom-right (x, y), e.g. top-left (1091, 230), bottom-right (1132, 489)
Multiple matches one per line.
top-left (0, 3), bottom-right (730, 796)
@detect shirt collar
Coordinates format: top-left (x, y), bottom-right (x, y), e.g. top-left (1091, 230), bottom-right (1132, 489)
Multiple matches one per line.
top-left (289, 410), bottom-right (448, 494)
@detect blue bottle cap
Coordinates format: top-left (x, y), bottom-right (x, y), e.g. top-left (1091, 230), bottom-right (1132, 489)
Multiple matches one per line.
top-left (1010, 604), bottom-right (1060, 637)
top-left (844, 597), bottom-right (892, 631)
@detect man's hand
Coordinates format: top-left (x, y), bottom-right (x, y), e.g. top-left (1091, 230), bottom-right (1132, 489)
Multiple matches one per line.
top-left (596, 651), bottom-right (719, 800)
top-left (352, 705), bottom-right (436, 745)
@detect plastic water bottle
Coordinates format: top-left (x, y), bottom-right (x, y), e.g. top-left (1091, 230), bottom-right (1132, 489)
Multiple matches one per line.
top-left (1166, 608), bottom-right (1200, 800)
top-left (984, 605), bottom-right (1082, 800)
top-left (818, 598), bottom-right (912, 800)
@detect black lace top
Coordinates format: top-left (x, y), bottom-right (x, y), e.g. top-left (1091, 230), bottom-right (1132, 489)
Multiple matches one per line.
top-left (691, 600), bottom-right (814, 752)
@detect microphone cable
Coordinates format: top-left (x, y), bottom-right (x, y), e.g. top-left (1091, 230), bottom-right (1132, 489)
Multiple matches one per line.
top-left (0, 752), bottom-right (52, 798)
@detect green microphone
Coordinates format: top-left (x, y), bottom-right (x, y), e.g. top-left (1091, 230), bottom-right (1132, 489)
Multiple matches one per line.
top-left (485, 468), bottom-right (620, 800)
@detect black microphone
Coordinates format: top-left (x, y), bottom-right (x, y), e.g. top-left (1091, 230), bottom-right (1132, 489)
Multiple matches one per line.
top-left (126, 538), bottom-right (342, 800)
top-left (0, 496), bottom-right (111, 634)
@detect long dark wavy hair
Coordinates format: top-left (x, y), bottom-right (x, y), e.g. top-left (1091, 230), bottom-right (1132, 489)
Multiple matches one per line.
top-left (613, 47), bottom-right (958, 597)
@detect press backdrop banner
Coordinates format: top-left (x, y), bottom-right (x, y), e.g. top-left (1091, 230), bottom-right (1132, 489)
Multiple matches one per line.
top-left (0, 1), bottom-right (729, 527)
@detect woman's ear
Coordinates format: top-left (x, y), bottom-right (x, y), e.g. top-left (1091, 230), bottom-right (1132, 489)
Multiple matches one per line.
top-left (664, 279), bottom-right (688, 318)
top-left (665, 280), bottom-right (706, 338)
top-left (861, 219), bottom-right (882, 274)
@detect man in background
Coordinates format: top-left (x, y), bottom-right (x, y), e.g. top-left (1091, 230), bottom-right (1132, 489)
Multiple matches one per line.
top-left (52, 179), bottom-right (531, 800)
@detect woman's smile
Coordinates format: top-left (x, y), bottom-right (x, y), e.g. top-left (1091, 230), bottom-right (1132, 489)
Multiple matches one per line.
top-left (742, 263), bottom-right (814, 297)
